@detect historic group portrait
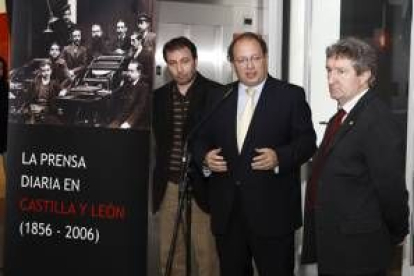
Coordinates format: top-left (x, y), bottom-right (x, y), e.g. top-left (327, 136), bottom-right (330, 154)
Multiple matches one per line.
top-left (8, 0), bottom-right (154, 130)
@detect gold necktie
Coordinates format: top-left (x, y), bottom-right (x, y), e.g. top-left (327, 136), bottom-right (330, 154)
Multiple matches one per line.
top-left (237, 88), bottom-right (256, 152)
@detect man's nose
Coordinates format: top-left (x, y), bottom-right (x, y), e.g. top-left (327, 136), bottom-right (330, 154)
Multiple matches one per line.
top-left (246, 59), bottom-right (255, 69)
top-left (176, 63), bottom-right (184, 72)
top-left (327, 73), bottom-right (336, 84)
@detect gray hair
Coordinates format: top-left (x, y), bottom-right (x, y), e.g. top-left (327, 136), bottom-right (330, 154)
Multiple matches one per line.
top-left (326, 37), bottom-right (378, 87)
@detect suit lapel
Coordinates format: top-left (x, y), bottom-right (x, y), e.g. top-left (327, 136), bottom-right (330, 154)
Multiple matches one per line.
top-left (224, 83), bottom-right (240, 158)
top-left (186, 74), bottom-right (204, 136)
top-left (326, 89), bottom-right (375, 154)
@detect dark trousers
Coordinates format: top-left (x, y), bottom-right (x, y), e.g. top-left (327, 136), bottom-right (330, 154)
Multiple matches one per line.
top-left (214, 189), bottom-right (295, 276)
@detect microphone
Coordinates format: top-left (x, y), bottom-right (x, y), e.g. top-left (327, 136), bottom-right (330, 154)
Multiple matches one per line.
top-left (221, 86), bottom-right (234, 100)
top-left (178, 85), bottom-right (234, 190)
top-left (184, 85), bottom-right (234, 146)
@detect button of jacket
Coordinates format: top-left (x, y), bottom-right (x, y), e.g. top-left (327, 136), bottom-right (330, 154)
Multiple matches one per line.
top-left (235, 180), bottom-right (241, 186)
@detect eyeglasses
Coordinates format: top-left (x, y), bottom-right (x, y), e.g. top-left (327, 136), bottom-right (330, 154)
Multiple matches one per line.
top-left (234, 56), bottom-right (264, 66)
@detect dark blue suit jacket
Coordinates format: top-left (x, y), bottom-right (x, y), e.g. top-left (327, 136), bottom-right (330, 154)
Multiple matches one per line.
top-left (194, 76), bottom-right (316, 237)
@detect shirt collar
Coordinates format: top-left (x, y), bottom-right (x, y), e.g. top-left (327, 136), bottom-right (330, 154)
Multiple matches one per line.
top-left (238, 78), bottom-right (267, 94)
top-left (340, 88), bottom-right (369, 114)
top-left (173, 73), bottom-right (199, 99)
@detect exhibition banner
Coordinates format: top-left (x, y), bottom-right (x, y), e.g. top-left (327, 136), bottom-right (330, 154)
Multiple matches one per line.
top-left (5, 0), bottom-right (154, 275)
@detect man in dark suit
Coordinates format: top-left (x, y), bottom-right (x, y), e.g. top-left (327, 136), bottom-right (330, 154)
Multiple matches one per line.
top-left (25, 60), bottom-right (61, 124)
top-left (50, 4), bottom-right (77, 47)
top-left (87, 24), bottom-right (109, 62)
top-left (125, 32), bottom-right (152, 81)
top-left (48, 42), bottom-right (71, 89)
top-left (194, 32), bottom-right (316, 275)
top-left (61, 29), bottom-right (87, 81)
top-left (301, 37), bottom-right (409, 276)
top-left (109, 60), bottom-right (149, 130)
top-left (152, 36), bottom-right (221, 276)
top-left (111, 20), bottom-right (130, 55)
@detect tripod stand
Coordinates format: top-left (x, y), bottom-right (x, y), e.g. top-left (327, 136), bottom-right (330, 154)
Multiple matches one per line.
top-left (163, 86), bottom-right (234, 276)
top-left (164, 142), bottom-right (193, 276)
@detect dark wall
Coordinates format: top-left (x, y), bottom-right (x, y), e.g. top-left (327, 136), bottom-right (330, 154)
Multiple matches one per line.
top-left (9, 0), bottom-right (49, 68)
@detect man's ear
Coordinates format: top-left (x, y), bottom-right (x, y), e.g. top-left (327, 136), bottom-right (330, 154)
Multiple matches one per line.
top-left (359, 70), bottom-right (372, 86)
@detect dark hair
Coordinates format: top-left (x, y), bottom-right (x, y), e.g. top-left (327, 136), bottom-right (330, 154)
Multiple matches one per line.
top-left (131, 32), bottom-right (144, 41)
top-left (71, 28), bottom-right (81, 35)
top-left (162, 36), bottom-right (197, 62)
top-left (91, 24), bottom-right (102, 30)
top-left (128, 60), bottom-right (143, 72)
top-left (326, 37), bottom-right (378, 87)
top-left (227, 32), bottom-right (268, 62)
top-left (59, 4), bottom-right (71, 16)
top-left (39, 59), bottom-right (52, 69)
top-left (49, 42), bottom-right (61, 49)
top-left (116, 19), bottom-right (126, 26)
top-left (137, 13), bottom-right (151, 22)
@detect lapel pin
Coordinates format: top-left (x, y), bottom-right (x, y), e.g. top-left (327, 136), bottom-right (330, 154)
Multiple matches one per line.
top-left (349, 121), bottom-right (354, 126)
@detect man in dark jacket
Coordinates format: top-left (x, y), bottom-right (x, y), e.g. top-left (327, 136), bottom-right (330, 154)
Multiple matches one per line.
top-left (110, 60), bottom-right (149, 130)
top-left (61, 29), bottom-right (87, 81)
top-left (111, 20), bottom-right (130, 55)
top-left (48, 42), bottom-right (71, 89)
top-left (50, 4), bottom-right (77, 47)
top-left (87, 24), bottom-right (109, 62)
top-left (194, 32), bottom-right (316, 276)
top-left (26, 60), bottom-right (61, 124)
top-left (302, 37), bottom-right (409, 276)
top-left (152, 36), bottom-right (221, 276)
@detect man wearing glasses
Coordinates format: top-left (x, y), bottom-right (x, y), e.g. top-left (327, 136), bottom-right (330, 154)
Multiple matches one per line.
top-left (194, 32), bottom-right (317, 275)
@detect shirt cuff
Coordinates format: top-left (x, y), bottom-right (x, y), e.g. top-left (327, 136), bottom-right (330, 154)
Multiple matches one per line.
top-left (202, 165), bottom-right (212, 177)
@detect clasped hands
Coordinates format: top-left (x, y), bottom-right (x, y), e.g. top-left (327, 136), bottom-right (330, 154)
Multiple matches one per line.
top-left (204, 148), bottom-right (278, 172)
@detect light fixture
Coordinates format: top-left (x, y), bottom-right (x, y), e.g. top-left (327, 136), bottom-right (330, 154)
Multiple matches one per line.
top-left (46, 0), bottom-right (58, 24)
top-left (43, 0), bottom-right (58, 33)
top-left (44, 23), bottom-right (53, 33)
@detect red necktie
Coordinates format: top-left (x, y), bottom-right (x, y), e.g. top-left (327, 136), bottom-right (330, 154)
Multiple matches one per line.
top-left (305, 109), bottom-right (346, 210)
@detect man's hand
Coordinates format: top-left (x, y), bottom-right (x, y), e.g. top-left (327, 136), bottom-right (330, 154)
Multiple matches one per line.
top-left (59, 89), bottom-right (68, 97)
top-left (251, 148), bottom-right (278, 170)
top-left (120, 122), bottom-right (131, 129)
top-left (204, 148), bottom-right (228, 172)
top-left (114, 49), bottom-right (125, 55)
top-left (397, 238), bottom-right (406, 247)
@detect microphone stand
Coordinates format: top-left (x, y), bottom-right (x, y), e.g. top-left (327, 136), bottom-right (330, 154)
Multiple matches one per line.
top-left (164, 140), bottom-right (193, 276)
top-left (163, 86), bottom-right (234, 276)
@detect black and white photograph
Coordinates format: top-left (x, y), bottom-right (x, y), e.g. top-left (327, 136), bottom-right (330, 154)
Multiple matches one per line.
top-left (8, 0), bottom-right (154, 130)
